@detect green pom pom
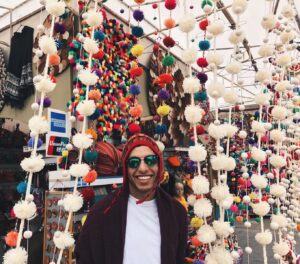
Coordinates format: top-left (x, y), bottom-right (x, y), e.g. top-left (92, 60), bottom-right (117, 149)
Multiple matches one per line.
top-left (201, 0), bottom-right (213, 9)
top-left (265, 185), bottom-right (270, 193)
top-left (238, 203), bottom-right (246, 210)
top-left (162, 55), bottom-right (175, 66)
top-left (194, 90), bottom-right (207, 101)
top-left (229, 216), bottom-right (235, 224)
top-left (255, 217), bottom-right (261, 223)
top-left (84, 150), bottom-right (98, 162)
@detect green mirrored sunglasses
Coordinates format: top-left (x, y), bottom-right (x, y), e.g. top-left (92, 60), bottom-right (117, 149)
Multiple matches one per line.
top-left (127, 155), bottom-right (159, 169)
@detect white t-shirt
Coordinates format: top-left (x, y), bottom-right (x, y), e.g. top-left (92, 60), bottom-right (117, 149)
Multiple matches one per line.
top-left (123, 195), bottom-right (161, 264)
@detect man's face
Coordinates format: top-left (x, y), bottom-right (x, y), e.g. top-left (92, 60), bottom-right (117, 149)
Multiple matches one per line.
top-left (127, 146), bottom-right (159, 200)
top-left (175, 182), bottom-right (184, 197)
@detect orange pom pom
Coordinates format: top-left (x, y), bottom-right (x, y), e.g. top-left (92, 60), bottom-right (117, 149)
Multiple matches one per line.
top-left (191, 236), bottom-right (202, 247)
top-left (83, 170), bottom-right (97, 184)
top-left (86, 129), bottom-right (97, 140)
top-left (5, 231), bottom-right (18, 247)
top-left (129, 104), bottom-right (143, 118)
top-left (134, 0), bottom-right (145, 3)
top-left (235, 215), bottom-right (243, 223)
top-left (159, 73), bottom-right (173, 84)
top-left (49, 54), bottom-right (61, 66)
top-left (130, 67), bottom-right (144, 77)
top-left (164, 18), bottom-right (176, 29)
top-left (88, 90), bottom-right (101, 101)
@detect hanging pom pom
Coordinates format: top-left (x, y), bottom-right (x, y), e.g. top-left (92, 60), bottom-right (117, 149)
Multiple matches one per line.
top-left (208, 123), bottom-right (226, 139)
top-left (255, 231), bottom-right (273, 245)
top-left (131, 26), bottom-right (144, 37)
top-left (276, 54), bottom-right (291, 67)
top-left (163, 36), bottom-right (175, 48)
top-left (83, 38), bottom-right (99, 54)
top-left (251, 121), bottom-right (266, 135)
top-left (231, 0), bottom-right (247, 15)
top-left (213, 221), bottom-right (231, 238)
top-left (164, 18), bottom-right (176, 29)
top-left (189, 145), bottom-right (207, 162)
top-left (156, 104), bottom-right (170, 116)
top-left (210, 155), bottom-right (226, 171)
top-left (270, 129), bottom-right (284, 142)
top-left (23, 230), bottom-right (32, 239)
top-left (229, 30), bottom-right (245, 45)
top-left (81, 187), bottom-right (95, 202)
top-left (207, 20), bottom-right (224, 36)
top-left (258, 44), bottom-right (275, 57)
top-left (85, 10), bottom-right (103, 27)
top-left (198, 40), bottom-right (210, 51)
top-left (39, 35), bottom-right (57, 55)
top-left (255, 70), bottom-right (271, 83)
top-left (223, 156), bottom-right (236, 171)
top-left (192, 175), bottom-right (210, 194)
top-left (130, 104), bottom-right (143, 118)
top-left (183, 77), bottom-right (200, 94)
top-left (211, 184), bottom-right (231, 201)
top-left (273, 242), bottom-right (290, 256)
top-left (251, 147), bottom-right (266, 162)
top-left (94, 30), bottom-right (105, 41)
top-left (165, 0), bottom-right (176, 10)
top-left (271, 214), bottom-right (288, 228)
top-left (253, 201), bottom-right (270, 216)
top-left (21, 155), bottom-right (45, 173)
top-left (226, 60), bottom-right (242, 74)
top-left (53, 231), bottom-right (75, 249)
top-left (281, 4), bottom-right (295, 18)
top-left (131, 44), bottom-right (144, 57)
top-left (130, 67), bottom-right (144, 77)
top-left (223, 90), bottom-right (238, 104)
top-left (271, 106), bottom-right (287, 120)
top-left (69, 163), bottom-right (90, 178)
top-left (78, 70), bottom-right (99, 86)
top-left (206, 52), bottom-right (223, 66)
top-left (77, 100), bottom-right (96, 116)
top-left (5, 231), bottom-right (18, 247)
top-left (49, 54), bottom-right (60, 66)
top-left (156, 141), bottom-right (165, 152)
top-left (157, 89), bottom-right (170, 100)
top-left (254, 93), bottom-right (270, 106)
top-left (275, 81), bottom-right (291, 92)
top-left (280, 31), bottom-right (295, 44)
top-left (184, 105), bottom-right (202, 124)
top-left (270, 184), bottom-right (286, 198)
top-left (34, 76), bottom-right (56, 93)
top-left (238, 130), bottom-right (247, 139)
top-left (194, 198), bottom-right (213, 218)
top-left (129, 84), bottom-right (141, 95)
top-left (133, 9), bottom-right (144, 21)
top-left (207, 82), bottom-right (225, 99)
top-left (83, 170), bottom-right (97, 184)
top-left (261, 15), bottom-right (276, 30)
top-left (72, 133), bottom-right (93, 149)
top-left (223, 124), bottom-right (238, 138)
top-left (178, 15), bottom-right (196, 33)
top-left (46, 0), bottom-right (66, 17)
top-left (196, 72), bottom-right (208, 84)
top-left (14, 201), bottom-right (36, 220)
top-left (17, 182), bottom-right (29, 194)
top-left (128, 123), bottom-right (141, 135)
top-left (205, 246), bottom-right (233, 264)
top-left (3, 247), bottom-right (28, 264)
top-left (182, 47), bottom-right (197, 65)
top-left (251, 174), bottom-right (268, 189)
top-left (63, 193), bottom-right (83, 212)
top-left (197, 225), bottom-right (216, 244)
top-left (269, 155), bottom-right (286, 168)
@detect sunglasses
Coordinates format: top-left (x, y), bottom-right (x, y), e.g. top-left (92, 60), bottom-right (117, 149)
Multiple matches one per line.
top-left (127, 155), bottom-right (159, 169)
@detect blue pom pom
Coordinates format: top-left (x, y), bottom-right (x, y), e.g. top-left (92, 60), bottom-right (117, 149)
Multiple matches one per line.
top-left (129, 84), bottom-right (141, 95)
top-left (198, 40), bottom-right (210, 51)
top-left (84, 150), bottom-right (98, 162)
top-left (89, 108), bottom-right (101, 120)
top-left (158, 89), bottom-right (170, 100)
top-left (155, 124), bottom-right (167, 134)
top-left (193, 261), bottom-right (204, 264)
top-left (55, 39), bottom-right (64, 50)
top-left (132, 26), bottom-right (144, 37)
top-left (27, 137), bottom-right (43, 148)
top-left (17, 182), bottom-right (29, 194)
top-left (94, 31), bottom-right (106, 41)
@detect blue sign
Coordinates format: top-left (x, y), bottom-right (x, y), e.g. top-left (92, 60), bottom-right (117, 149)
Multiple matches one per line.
top-left (49, 109), bottom-right (67, 135)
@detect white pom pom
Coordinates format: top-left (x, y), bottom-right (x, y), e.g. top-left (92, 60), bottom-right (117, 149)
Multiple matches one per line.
top-left (251, 174), bottom-right (268, 189)
top-left (31, 102), bottom-right (39, 111)
top-left (63, 193), bottom-right (83, 212)
top-left (255, 93), bottom-right (270, 106)
top-left (34, 76), bottom-right (56, 93)
top-left (245, 247), bottom-right (252, 254)
top-left (183, 77), bottom-right (200, 94)
top-left (226, 60), bottom-right (242, 74)
top-left (208, 123), bottom-right (226, 139)
top-left (272, 106), bottom-right (287, 120)
top-left (24, 230), bottom-right (32, 239)
top-left (78, 69), bottom-right (99, 86)
top-left (223, 124), bottom-right (238, 138)
top-left (184, 105), bottom-right (203, 124)
top-left (253, 201), bottom-right (270, 216)
top-left (77, 100), bottom-right (96, 116)
top-left (207, 20), bottom-right (224, 36)
top-left (223, 156), bottom-right (236, 171)
top-left (26, 194), bottom-right (34, 202)
top-left (243, 195), bottom-right (251, 203)
top-left (72, 133), bottom-right (93, 149)
top-left (197, 225), bottom-right (217, 244)
top-left (280, 31), bottom-right (295, 44)
top-left (251, 147), bottom-right (266, 162)
top-left (223, 90), bottom-right (238, 104)
top-left (28, 116), bottom-right (49, 134)
top-left (270, 129), bottom-right (284, 142)
top-left (207, 81), bottom-right (225, 99)
top-left (194, 198), bottom-right (213, 218)
top-left (53, 231), bottom-right (75, 250)
top-left (192, 176), bottom-right (210, 194)
top-left (261, 15), bottom-right (276, 30)
top-left (258, 44), bottom-right (275, 57)
top-left (238, 130), bottom-right (247, 139)
top-left (244, 221), bottom-right (251, 228)
top-left (66, 143), bottom-right (73, 151)
top-left (251, 120), bottom-right (266, 135)
top-left (213, 220), bottom-right (231, 237)
top-left (231, 0), bottom-right (247, 14)
top-left (231, 251), bottom-right (240, 260)
top-left (270, 155), bottom-right (286, 168)
top-left (271, 214), bottom-right (288, 228)
top-left (156, 141), bottom-right (165, 152)
top-left (276, 54), bottom-right (291, 67)
top-left (275, 81), bottom-right (292, 92)
top-left (83, 37), bottom-right (99, 54)
top-left (46, 0), bottom-right (65, 17)
top-left (270, 184), bottom-right (286, 197)
top-left (189, 145), bottom-right (207, 162)
top-left (255, 70), bottom-right (271, 83)
top-left (270, 222), bottom-right (279, 230)
top-left (57, 199), bottom-right (64, 207)
top-left (86, 10), bottom-right (103, 27)
top-left (229, 30), bottom-right (245, 45)
top-left (255, 230), bottom-right (273, 245)
top-left (69, 163), bottom-right (90, 178)
top-left (187, 194), bottom-right (196, 206)
top-left (14, 200), bottom-right (36, 220)
top-left (21, 155), bottom-right (45, 173)
top-left (39, 35), bottom-right (57, 55)
top-left (211, 155), bottom-right (226, 170)
top-left (281, 4), bottom-right (295, 18)
top-left (211, 184), bottom-right (230, 201)
top-left (273, 242), bottom-right (290, 256)
top-left (182, 47), bottom-right (197, 65)
top-left (219, 194), bottom-right (234, 209)
top-left (3, 247), bottom-right (28, 264)
top-left (178, 15), bottom-right (196, 33)
top-left (206, 52), bottom-right (223, 66)
top-left (37, 24), bottom-right (45, 33)
top-left (205, 246), bottom-right (233, 264)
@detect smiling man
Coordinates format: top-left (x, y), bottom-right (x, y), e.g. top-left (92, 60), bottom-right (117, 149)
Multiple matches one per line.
top-left (75, 133), bottom-right (188, 264)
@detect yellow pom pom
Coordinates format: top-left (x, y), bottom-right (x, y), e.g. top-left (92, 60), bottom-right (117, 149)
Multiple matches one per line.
top-left (131, 44), bottom-right (144, 57)
top-left (191, 217), bottom-right (203, 229)
top-left (62, 150), bottom-right (68, 157)
top-left (81, 214), bottom-right (87, 225)
top-left (234, 196), bottom-right (241, 203)
top-left (157, 104), bottom-right (171, 116)
top-left (249, 192), bottom-right (256, 200)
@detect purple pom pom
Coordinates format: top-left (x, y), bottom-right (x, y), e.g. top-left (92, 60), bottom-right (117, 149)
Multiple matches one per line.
top-left (129, 84), bottom-right (141, 95)
top-left (157, 89), bottom-right (170, 100)
top-left (54, 23), bottom-right (66, 34)
top-left (38, 97), bottom-right (52, 107)
top-left (28, 137), bottom-right (43, 148)
top-left (93, 69), bottom-right (102, 78)
top-left (133, 10), bottom-right (144, 21)
top-left (196, 72), bottom-right (208, 84)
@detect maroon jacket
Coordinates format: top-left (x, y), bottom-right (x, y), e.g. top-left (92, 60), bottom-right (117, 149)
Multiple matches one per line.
top-left (75, 187), bottom-right (188, 264)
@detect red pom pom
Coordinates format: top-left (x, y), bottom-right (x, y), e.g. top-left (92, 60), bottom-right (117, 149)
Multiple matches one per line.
top-left (165, 0), bottom-right (176, 10)
top-left (128, 123), bottom-right (141, 134)
top-left (78, 115), bottom-right (84, 122)
top-left (153, 43), bottom-right (160, 52)
top-left (81, 187), bottom-right (95, 202)
top-left (130, 67), bottom-right (144, 77)
top-left (261, 135), bottom-right (268, 143)
top-left (261, 196), bottom-right (268, 202)
top-left (10, 208), bottom-right (16, 219)
top-left (238, 178), bottom-right (245, 185)
top-left (93, 50), bottom-right (105, 60)
top-left (196, 125), bottom-right (205, 134)
top-left (159, 73), bottom-right (173, 84)
top-left (83, 170), bottom-right (97, 184)
top-left (163, 36), bottom-right (175, 48)
top-left (197, 57), bottom-right (208, 68)
top-left (199, 19), bottom-right (209, 31)
top-left (152, 3), bottom-right (158, 8)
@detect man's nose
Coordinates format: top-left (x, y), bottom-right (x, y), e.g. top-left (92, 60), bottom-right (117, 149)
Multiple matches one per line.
top-left (138, 160), bottom-right (149, 171)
